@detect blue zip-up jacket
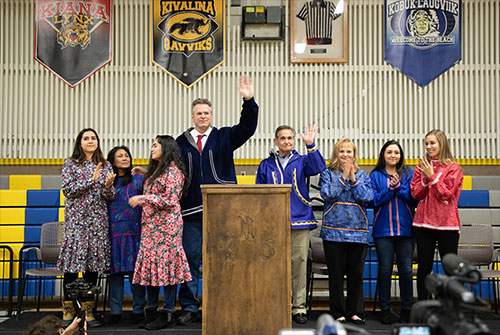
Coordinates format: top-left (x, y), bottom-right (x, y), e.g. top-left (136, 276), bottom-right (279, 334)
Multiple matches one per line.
top-left (370, 169), bottom-right (416, 238)
top-left (319, 168), bottom-right (374, 244)
top-left (256, 143), bottom-right (326, 229)
top-left (176, 98), bottom-right (259, 221)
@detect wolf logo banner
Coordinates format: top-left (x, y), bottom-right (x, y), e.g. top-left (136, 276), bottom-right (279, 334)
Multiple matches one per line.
top-left (151, 0), bottom-right (225, 88)
top-left (35, 0), bottom-right (112, 87)
top-left (384, 0), bottom-right (461, 87)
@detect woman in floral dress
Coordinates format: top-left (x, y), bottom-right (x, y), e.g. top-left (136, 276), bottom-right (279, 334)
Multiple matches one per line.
top-left (129, 135), bottom-right (192, 330)
top-left (57, 128), bottom-right (116, 327)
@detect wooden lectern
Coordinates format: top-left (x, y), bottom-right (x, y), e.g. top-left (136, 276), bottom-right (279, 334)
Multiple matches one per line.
top-left (201, 185), bottom-right (291, 335)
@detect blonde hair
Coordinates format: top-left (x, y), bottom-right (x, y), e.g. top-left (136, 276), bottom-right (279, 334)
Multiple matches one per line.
top-left (425, 129), bottom-right (456, 165)
top-left (327, 138), bottom-right (359, 173)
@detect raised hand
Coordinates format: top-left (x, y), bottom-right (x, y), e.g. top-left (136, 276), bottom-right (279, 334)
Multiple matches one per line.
top-left (238, 75), bottom-right (254, 100)
top-left (300, 124), bottom-right (318, 146)
top-left (132, 166), bottom-right (147, 176)
top-left (105, 172), bottom-right (116, 189)
top-left (92, 163), bottom-right (103, 181)
top-left (417, 158), bottom-right (434, 178)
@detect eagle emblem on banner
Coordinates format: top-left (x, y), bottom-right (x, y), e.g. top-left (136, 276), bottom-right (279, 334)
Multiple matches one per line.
top-left (384, 0), bottom-right (461, 87)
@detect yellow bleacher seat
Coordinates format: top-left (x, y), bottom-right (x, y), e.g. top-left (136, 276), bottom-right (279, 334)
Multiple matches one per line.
top-left (0, 208), bottom-right (25, 225)
top-left (59, 207), bottom-right (65, 221)
top-left (236, 175), bottom-right (256, 185)
top-left (462, 175), bottom-right (472, 191)
top-left (0, 190), bottom-right (27, 206)
top-left (0, 225), bottom-right (25, 243)
top-left (9, 175), bottom-right (41, 190)
top-left (60, 190), bottom-right (65, 206)
top-left (0, 243), bottom-right (23, 279)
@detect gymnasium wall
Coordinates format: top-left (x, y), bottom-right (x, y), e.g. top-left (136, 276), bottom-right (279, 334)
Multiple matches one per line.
top-left (0, 0), bottom-right (498, 164)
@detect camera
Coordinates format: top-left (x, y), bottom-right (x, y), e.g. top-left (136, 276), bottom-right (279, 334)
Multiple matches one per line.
top-left (65, 279), bottom-right (101, 333)
top-left (410, 253), bottom-right (493, 335)
top-left (65, 278), bottom-right (101, 302)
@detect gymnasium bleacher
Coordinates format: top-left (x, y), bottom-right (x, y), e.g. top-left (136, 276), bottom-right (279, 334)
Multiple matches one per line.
top-left (0, 173), bottom-right (499, 312)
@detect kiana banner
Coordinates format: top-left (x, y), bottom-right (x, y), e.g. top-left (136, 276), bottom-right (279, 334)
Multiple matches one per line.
top-left (384, 0), bottom-right (461, 88)
top-left (35, 0), bottom-right (112, 87)
top-left (151, 0), bottom-right (225, 88)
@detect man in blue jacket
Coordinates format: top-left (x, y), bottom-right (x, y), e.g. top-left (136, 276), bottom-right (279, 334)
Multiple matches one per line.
top-left (256, 124), bottom-right (325, 324)
top-left (175, 75), bottom-right (259, 325)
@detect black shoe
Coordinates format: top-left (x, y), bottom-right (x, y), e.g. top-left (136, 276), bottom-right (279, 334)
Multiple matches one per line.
top-left (379, 309), bottom-right (391, 325)
top-left (107, 314), bottom-right (121, 325)
top-left (399, 309), bottom-right (410, 323)
top-left (350, 316), bottom-right (365, 325)
top-left (131, 312), bottom-right (144, 324)
top-left (293, 313), bottom-right (308, 324)
top-left (87, 318), bottom-right (102, 328)
top-left (177, 310), bottom-right (196, 325)
top-left (145, 310), bottom-right (175, 330)
top-left (139, 307), bottom-right (157, 328)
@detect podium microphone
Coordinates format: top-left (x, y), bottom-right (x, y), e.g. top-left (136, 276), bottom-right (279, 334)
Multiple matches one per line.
top-left (442, 253), bottom-right (481, 283)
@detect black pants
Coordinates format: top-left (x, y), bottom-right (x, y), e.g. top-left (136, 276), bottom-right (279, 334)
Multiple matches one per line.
top-left (323, 241), bottom-right (367, 319)
top-left (63, 271), bottom-right (98, 300)
top-left (414, 227), bottom-right (459, 300)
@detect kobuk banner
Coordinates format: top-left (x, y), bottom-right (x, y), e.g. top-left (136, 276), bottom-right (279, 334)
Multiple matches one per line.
top-left (151, 0), bottom-right (225, 88)
top-left (384, 0), bottom-right (461, 87)
top-left (35, 0), bottom-right (112, 87)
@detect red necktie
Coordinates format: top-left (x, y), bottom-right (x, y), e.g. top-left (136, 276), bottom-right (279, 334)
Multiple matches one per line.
top-left (197, 135), bottom-right (204, 153)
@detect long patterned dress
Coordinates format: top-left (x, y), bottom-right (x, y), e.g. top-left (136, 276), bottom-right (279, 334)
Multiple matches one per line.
top-left (133, 163), bottom-right (192, 286)
top-left (57, 159), bottom-right (115, 273)
top-left (107, 174), bottom-right (143, 274)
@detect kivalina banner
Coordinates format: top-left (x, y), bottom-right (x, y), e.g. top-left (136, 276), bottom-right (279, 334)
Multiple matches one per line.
top-left (151, 0), bottom-right (225, 88)
top-left (35, 0), bottom-right (112, 87)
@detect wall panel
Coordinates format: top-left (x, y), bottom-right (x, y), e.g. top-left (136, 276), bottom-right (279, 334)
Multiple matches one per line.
top-left (0, 0), bottom-right (498, 161)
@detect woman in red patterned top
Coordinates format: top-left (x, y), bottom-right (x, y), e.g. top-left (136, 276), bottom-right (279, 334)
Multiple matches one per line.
top-left (410, 129), bottom-right (463, 301)
top-left (129, 135), bottom-right (192, 330)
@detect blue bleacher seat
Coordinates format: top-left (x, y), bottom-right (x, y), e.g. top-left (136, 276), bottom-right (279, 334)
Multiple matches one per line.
top-left (27, 190), bottom-right (61, 207)
top-left (24, 208), bottom-right (59, 225)
top-left (458, 190), bottom-right (490, 208)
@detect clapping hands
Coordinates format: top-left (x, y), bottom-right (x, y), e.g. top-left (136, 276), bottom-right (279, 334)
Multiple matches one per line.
top-left (105, 172), bottom-right (116, 189)
top-left (93, 162), bottom-right (116, 188)
top-left (389, 173), bottom-right (400, 189)
top-left (341, 158), bottom-right (356, 182)
top-left (92, 163), bottom-right (103, 181)
top-left (417, 158), bottom-right (434, 178)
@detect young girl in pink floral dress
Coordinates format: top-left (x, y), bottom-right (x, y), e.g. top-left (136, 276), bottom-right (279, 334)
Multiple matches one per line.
top-left (128, 135), bottom-right (191, 330)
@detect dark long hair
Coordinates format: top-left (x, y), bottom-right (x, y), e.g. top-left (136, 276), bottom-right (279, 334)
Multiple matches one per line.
top-left (26, 315), bottom-right (62, 335)
top-left (371, 140), bottom-right (409, 178)
top-left (107, 146), bottom-right (133, 186)
top-left (143, 135), bottom-right (189, 196)
top-left (70, 128), bottom-right (105, 165)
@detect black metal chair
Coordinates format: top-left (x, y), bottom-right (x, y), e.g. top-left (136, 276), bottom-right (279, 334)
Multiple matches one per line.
top-left (458, 224), bottom-right (500, 313)
top-left (17, 221), bottom-right (64, 319)
top-left (306, 224), bottom-right (328, 316)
